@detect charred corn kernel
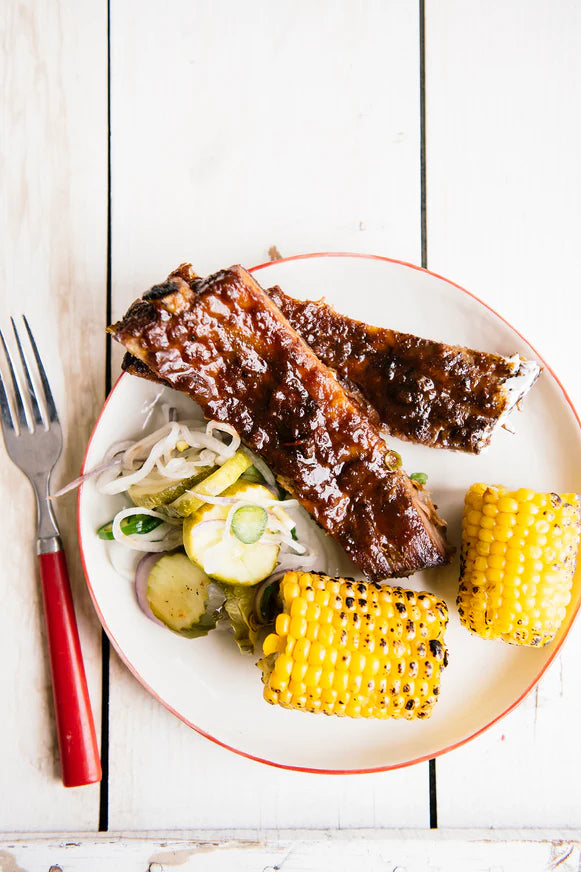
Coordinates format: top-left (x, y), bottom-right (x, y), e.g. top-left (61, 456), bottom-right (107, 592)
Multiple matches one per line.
top-left (458, 484), bottom-right (581, 646)
top-left (315, 589), bottom-right (330, 607)
top-left (260, 572), bottom-right (448, 720)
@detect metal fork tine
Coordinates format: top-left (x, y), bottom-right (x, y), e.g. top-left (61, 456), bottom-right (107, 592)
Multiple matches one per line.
top-left (22, 316), bottom-right (58, 423)
top-left (11, 317), bottom-right (44, 428)
top-left (0, 328), bottom-right (29, 432)
top-left (0, 359), bottom-right (15, 434)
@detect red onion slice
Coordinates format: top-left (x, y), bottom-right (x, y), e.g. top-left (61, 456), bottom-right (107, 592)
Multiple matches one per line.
top-left (134, 552), bottom-right (167, 627)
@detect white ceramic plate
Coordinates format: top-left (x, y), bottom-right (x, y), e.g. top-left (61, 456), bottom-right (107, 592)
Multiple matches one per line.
top-left (78, 253), bottom-right (581, 773)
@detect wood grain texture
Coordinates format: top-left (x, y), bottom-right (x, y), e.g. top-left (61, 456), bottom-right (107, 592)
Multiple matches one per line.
top-left (0, 0), bottom-right (106, 829)
top-left (1, 832), bottom-right (581, 871)
top-left (426, 0), bottom-right (581, 826)
top-left (107, 0), bottom-right (428, 829)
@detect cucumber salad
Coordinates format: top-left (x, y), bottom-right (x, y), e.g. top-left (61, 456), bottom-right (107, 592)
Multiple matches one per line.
top-left (71, 409), bottom-right (319, 651)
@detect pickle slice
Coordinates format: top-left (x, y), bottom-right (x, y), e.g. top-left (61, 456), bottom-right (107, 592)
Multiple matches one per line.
top-left (146, 552), bottom-right (223, 638)
top-left (128, 467), bottom-right (213, 509)
top-left (166, 450), bottom-right (252, 517)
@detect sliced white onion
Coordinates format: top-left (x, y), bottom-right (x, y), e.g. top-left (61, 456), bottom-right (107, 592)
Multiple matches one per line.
top-left (50, 457), bottom-right (123, 499)
top-left (140, 388), bottom-right (165, 429)
top-left (111, 506), bottom-right (182, 552)
top-left (240, 447), bottom-right (276, 488)
top-left (267, 507), bottom-right (297, 533)
top-left (104, 440), bottom-right (136, 462)
top-left (274, 550), bottom-right (318, 573)
top-left (100, 425), bottom-right (182, 493)
top-left (263, 533), bottom-right (307, 554)
top-left (192, 491), bottom-right (298, 509)
top-left (106, 541), bottom-right (140, 581)
top-left (206, 420), bottom-right (241, 453)
top-left (155, 456), bottom-right (211, 480)
top-left (121, 422), bottom-right (176, 469)
top-left (222, 502), bottom-right (240, 540)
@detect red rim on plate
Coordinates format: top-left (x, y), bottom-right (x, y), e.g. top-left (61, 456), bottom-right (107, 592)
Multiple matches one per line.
top-left (78, 252), bottom-right (581, 774)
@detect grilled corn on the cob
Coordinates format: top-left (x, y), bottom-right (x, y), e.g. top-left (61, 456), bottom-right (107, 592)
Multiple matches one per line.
top-left (458, 484), bottom-right (581, 646)
top-left (260, 571), bottom-right (449, 720)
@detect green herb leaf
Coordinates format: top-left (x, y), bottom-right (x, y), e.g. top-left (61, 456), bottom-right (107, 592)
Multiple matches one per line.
top-left (410, 472), bottom-right (428, 486)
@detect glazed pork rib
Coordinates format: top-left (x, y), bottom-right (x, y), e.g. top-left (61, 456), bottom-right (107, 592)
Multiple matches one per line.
top-left (109, 265), bottom-right (450, 581)
top-left (123, 271), bottom-right (539, 454)
top-left (268, 287), bottom-right (540, 454)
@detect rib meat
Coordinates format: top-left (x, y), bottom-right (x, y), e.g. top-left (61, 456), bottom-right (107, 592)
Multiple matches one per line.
top-left (267, 287), bottom-right (540, 453)
top-left (109, 265), bottom-right (450, 581)
top-left (123, 270), bottom-right (539, 454)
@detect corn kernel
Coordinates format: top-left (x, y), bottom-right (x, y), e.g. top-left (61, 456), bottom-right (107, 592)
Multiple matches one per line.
top-left (321, 687), bottom-right (338, 705)
top-left (308, 642), bottom-right (326, 666)
top-left (293, 638), bottom-right (310, 662)
top-left (263, 633), bottom-right (282, 656)
top-left (304, 665), bottom-right (323, 686)
top-left (320, 671), bottom-right (335, 691)
top-left (318, 625), bottom-right (336, 647)
top-left (289, 616), bottom-right (308, 639)
top-left (268, 672), bottom-right (288, 692)
top-left (333, 671), bottom-right (349, 692)
top-left (288, 677), bottom-right (306, 696)
top-left (275, 613), bottom-right (290, 636)
top-left (290, 597), bottom-right (308, 618)
top-left (282, 580), bottom-right (300, 604)
top-left (498, 496), bottom-right (519, 513)
top-left (306, 602), bottom-right (321, 622)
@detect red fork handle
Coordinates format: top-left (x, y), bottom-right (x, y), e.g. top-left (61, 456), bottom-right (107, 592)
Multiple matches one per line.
top-left (38, 549), bottom-right (102, 787)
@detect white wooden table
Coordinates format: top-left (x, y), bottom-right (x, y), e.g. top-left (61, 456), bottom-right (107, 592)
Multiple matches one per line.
top-left (2, 1), bottom-right (581, 868)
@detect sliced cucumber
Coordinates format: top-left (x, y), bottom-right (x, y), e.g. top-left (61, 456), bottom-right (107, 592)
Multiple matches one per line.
top-left (166, 450), bottom-right (252, 518)
top-left (183, 482), bottom-right (279, 586)
top-left (128, 467), bottom-right (214, 510)
top-left (231, 505), bottom-right (268, 544)
top-left (146, 552), bottom-right (224, 638)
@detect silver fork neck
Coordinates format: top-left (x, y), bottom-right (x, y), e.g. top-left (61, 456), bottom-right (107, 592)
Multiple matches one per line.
top-left (30, 472), bottom-right (61, 545)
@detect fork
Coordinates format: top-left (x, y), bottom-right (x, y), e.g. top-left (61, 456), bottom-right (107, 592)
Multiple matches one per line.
top-left (0, 317), bottom-right (101, 787)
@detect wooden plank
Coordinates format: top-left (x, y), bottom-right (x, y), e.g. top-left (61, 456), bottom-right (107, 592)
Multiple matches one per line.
top-left (108, 0), bottom-right (427, 829)
top-left (1, 832), bottom-right (581, 872)
top-left (426, 0), bottom-right (581, 826)
top-left (0, 0), bottom-right (107, 830)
